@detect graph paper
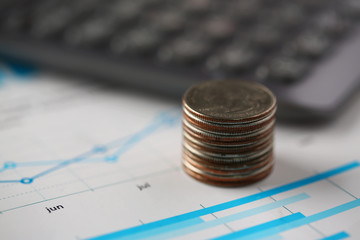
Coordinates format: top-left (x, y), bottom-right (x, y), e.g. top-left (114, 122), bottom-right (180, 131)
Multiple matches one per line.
top-left (1, 62), bottom-right (360, 240)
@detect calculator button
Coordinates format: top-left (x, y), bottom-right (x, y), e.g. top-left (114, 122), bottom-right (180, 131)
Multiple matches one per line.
top-left (207, 45), bottom-right (258, 73)
top-left (256, 56), bottom-right (309, 84)
top-left (249, 23), bottom-right (283, 49)
top-left (201, 16), bottom-right (236, 41)
top-left (149, 9), bottom-right (186, 34)
top-left (295, 31), bottom-right (331, 58)
top-left (314, 11), bottom-right (350, 37)
top-left (111, 28), bottom-right (162, 55)
top-left (158, 33), bottom-right (211, 63)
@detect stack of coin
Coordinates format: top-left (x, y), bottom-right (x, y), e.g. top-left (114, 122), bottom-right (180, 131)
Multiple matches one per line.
top-left (182, 80), bottom-right (277, 186)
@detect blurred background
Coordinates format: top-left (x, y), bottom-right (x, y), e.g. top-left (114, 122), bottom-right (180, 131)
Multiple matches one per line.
top-left (0, 0), bottom-right (360, 121)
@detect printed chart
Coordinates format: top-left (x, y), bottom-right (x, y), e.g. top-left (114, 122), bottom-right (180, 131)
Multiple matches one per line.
top-left (1, 63), bottom-right (360, 239)
top-left (89, 161), bottom-right (360, 240)
top-left (0, 111), bottom-right (179, 186)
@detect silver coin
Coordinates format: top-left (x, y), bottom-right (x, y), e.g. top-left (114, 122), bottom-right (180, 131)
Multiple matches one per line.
top-left (183, 80), bottom-right (276, 122)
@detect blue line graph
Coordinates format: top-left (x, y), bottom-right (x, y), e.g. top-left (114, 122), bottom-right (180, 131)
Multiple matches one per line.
top-left (88, 161), bottom-right (360, 240)
top-left (0, 111), bottom-right (180, 184)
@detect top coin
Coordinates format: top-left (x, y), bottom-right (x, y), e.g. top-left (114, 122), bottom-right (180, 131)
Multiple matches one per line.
top-left (183, 80), bottom-right (276, 122)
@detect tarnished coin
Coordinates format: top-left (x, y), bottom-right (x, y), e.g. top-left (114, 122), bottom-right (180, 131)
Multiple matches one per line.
top-left (182, 80), bottom-right (277, 187)
top-left (183, 163), bottom-right (274, 187)
top-left (183, 130), bottom-right (273, 148)
top-left (183, 115), bottom-right (275, 134)
top-left (183, 153), bottom-right (273, 172)
top-left (184, 136), bottom-right (273, 155)
top-left (183, 148), bottom-right (274, 166)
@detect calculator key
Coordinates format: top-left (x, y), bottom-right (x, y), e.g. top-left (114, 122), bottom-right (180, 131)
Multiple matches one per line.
top-left (207, 45), bottom-right (258, 73)
top-left (31, 0), bottom-right (63, 19)
top-left (342, 0), bottom-right (360, 19)
top-left (149, 9), bottom-right (186, 34)
top-left (158, 33), bottom-right (211, 63)
top-left (183, 0), bottom-right (211, 14)
top-left (2, 8), bottom-right (28, 32)
top-left (111, 28), bottom-right (162, 55)
top-left (109, 0), bottom-right (146, 22)
top-left (201, 16), bottom-right (236, 41)
top-left (298, 0), bottom-right (327, 11)
top-left (228, 0), bottom-right (261, 22)
top-left (256, 56), bottom-right (309, 84)
top-left (250, 23), bottom-right (283, 49)
top-left (30, 6), bottom-right (75, 38)
top-left (64, 16), bottom-right (117, 46)
top-left (267, 3), bottom-right (304, 29)
top-left (295, 31), bottom-right (331, 58)
top-left (314, 11), bottom-right (350, 36)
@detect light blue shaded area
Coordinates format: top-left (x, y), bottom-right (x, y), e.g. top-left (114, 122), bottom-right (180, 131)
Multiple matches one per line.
top-left (121, 217), bottom-right (204, 240)
top-left (213, 213), bottom-right (306, 240)
top-left (320, 231), bottom-right (350, 240)
top-left (87, 161), bottom-right (359, 240)
top-left (146, 193), bottom-right (309, 240)
top-left (233, 198), bottom-right (360, 240)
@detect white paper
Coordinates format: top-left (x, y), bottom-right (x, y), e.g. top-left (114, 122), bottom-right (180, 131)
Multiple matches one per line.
top-left (1, 64), bottom-right (360, 240)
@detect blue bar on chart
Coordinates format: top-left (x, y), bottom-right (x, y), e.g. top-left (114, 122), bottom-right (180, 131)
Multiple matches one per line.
top-left (218, 198), bottom-right (360, 240)
top-left (214, 213), bottom-right (306, 240)
top-left (87, 161), bottom-right (360, 240)
top-left (134, 193), bottom-right (310, 240)
top-left (320, 231), bottom-right (350, 240)
top-left (142, 193), bottom-right (310, 240)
